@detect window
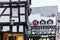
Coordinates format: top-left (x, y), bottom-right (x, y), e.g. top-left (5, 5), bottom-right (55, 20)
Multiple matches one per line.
top-left (47, 19), bottom-right (53, 24)
top-left (0, 16), bottom-right (10, 22)
top-left (12, 8), bottom-right (18, 17)
top-left (19, 25), bottom-right (23, 32)
top-left (50, 38), bottom-right (55, 40)
top-left (11, 0), bottom-right (27, 2)
top-left (58, 26), bottom-right (60, 33)
top-left (12, 26), bottom-right (17, 32)
top-left (0, 0), bottom-right (9, 2)
top-left (33, 20), bottom-right (39, 24)
top-left (20, 7), bottom-right (25, 14)
top-left (20, 0), bottom-right (26, 1)
top-left (3, 26), bottom-right (10, 31)
top-left (40, 19), bottom-right (46, 24)
top-left (9, 36), bottom-right (16, 40)
top-left (20, 15), bottom-right (25, 22)
top-left (33, 20), bottom-right (39, 27)
top-left (11, 0), bottom-right (18, 2)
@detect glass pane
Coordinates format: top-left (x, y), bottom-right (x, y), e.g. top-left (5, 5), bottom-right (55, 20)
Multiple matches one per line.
top-left (0, 16), bottom-right (10, 22)
top-left (20, 0), bottom-right (26, 1)
top-left (9, 36), bottom-right (16, 40)
top-left (47, 38), bottom-right (49, 40)
top-left (20, 15), bottom-right (25, 22)
top-left (43, 38), bottom-right (46, 40)
top-left (20, 7), bottom-right (25, 14)
top-left (59, 29), bottom-right (60, 33)
top-left (3, 26), bottom-right (9, 31)
top-left (39, 38), bottom-right (42, 40)
top-left (50, 38), bottom-right (54, 40)
top-left (12, 26), bottom-right (17, 32)
top-left (48, 21), bottom-right (52, 24)
top-left (19, 25), bottom-right (23, 32)
top-left (0, 0), bottom-right (9, 2)
top-left (12, 8), bottom-right (18, 16)
top-left (11, 0), bottom-right (18, 2)
top-left (41, 21), bottom-right (44, 24)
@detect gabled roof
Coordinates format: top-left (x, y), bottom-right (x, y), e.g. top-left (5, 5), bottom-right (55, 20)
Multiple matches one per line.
top-left (31, 6), bottom-right (58, 16)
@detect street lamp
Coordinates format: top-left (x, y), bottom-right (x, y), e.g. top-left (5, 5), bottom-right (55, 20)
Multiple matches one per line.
top-left (10, 19), bottom-right (15, 40)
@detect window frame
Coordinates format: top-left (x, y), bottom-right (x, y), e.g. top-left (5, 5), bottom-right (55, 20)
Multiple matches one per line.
top-left (18, 25), bottom-right (24, 32)
top-left (58, 26), bottom-right (60, 33)
top-left (40, 19), bottom-right (46, 25)
top-left (33, 20), bottom-right (39, 24)
top-left (47, 19), bottom-right (53, 24)
top-left (20, 15), bottom-right (25, 22)
top-left (2, 26), bottom-right (10, 31)
top-left (12, 26), bottom-right (17, 32)
top-left (20, 7), bottom-right (25, 14)
top-left (11, 7), bottom-right (19, 18)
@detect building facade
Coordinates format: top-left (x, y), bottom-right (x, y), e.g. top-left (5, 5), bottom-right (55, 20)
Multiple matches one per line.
top-left (27, 6), bottom-right (58, 40)
top-left (0, 0), bottom-right (31, 40)
top-left (56, 13), bottom-right (60, 40)
top-left (28, 14), bottom-right (56, 40)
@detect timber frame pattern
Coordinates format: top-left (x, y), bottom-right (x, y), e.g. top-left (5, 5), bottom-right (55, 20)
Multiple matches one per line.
top-left (0, 0), bottom-right (31, 40)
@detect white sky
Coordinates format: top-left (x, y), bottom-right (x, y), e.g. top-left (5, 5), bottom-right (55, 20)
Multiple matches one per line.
top-left (31, 0), bottom-right (60, 12)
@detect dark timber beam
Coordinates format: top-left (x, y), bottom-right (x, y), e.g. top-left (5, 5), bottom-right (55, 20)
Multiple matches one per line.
top-left (0, 14), bottom-right (10, 16)
top-left (0, 22), bottom-right (26, 26)
top-left (0, 7), bottom-right (7, 17)
top-left (0, 1), bottom-right (27, 5)
top-left (0, 5), bottom-right (25, 8)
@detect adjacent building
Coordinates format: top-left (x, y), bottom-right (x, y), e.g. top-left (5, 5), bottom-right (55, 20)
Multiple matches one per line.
top-left (56, 13), bottom-right (60, 40)
top-left (27, 6), bottom-right (58, 40)
top-left (0, 0), bottom-right (31, 40)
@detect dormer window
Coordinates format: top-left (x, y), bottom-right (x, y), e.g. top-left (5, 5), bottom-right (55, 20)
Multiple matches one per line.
top-left (33, 20), bottom-right (39, 24)
top-left (33, 20), bottom-right (39, 27)
top-left (40, 19), bottom-right (46, 25)
top-left (47, 19), bottom-right (53, 24)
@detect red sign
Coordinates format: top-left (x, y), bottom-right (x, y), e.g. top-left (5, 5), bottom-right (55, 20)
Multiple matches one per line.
top-left (33, 24), bottom-right (38, 28)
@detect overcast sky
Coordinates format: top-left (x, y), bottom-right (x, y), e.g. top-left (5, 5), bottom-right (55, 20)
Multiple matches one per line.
top-left (31, 0), bottom-right (60, 12)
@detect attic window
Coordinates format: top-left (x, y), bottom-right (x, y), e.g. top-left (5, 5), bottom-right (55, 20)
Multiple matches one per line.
top-left (40, 19), bottom-right (46, 24)
top-left (33, 20), bottom-right (39, 27)
top-left (47, 19), bottom-right (53, 24)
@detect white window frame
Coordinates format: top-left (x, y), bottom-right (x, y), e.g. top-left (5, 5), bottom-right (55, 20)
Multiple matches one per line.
top-left (12, 8), bottom-right (18, 17)
top-left (19, 25), bottom-right (23, 32)
top-left (3, 26), bottom-right (10, 31)
top-left (12, 26), bottom-right (17, 32)
top-left (58, 26), bottom-right (60, 33)
top-left (20, 7), bottom-right (25, 14)
top-left (20, 15), bottom-right (25, 22)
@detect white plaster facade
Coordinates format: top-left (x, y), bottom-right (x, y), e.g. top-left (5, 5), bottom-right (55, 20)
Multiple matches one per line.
top-left (29, 14), bottom-right (56, 26)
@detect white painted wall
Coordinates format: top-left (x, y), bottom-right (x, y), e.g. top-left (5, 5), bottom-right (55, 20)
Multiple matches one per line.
top-left (29, 14), bottom-right (56, 26)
